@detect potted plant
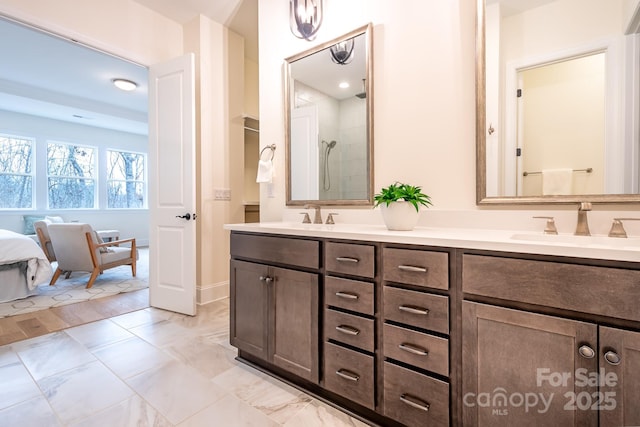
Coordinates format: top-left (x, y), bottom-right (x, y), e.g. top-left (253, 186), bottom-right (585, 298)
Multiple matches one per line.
top-left (374, 182), bottom-right (432, 230)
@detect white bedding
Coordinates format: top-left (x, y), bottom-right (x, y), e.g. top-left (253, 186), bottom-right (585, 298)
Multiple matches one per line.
top-left (0, 229), bottom-right (53, 290)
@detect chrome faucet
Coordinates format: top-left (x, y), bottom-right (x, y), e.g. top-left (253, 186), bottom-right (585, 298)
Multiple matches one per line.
top-left (575, 202), bottom-right (592, 236)
top-left (304, 204), bottom-right (323, 224)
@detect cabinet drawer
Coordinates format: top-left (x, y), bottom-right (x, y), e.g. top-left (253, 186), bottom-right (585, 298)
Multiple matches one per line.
top-left (324, 342), bottom-right (375, 410)
top-left (325, 242), bottom-right (375, 278)
top-left (384, 362), bottom-right (449, 427)
top-left (383, 324), bottom-right (448, 376)
top-left (383, 248), bottom-right (448, 290)
top-left (325, 309), bottom-right (375, 352)
top-left (383, 286), bottom-right (448, 334)
top-left (325, 276), bottom-right (374, 315)
top-left (231, 233), bottom-right (319, 269)
top-left (463, 254), bottom-right (640, 322)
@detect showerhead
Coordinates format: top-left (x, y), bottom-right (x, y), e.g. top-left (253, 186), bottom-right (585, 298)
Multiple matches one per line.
top-left (355, 92), bottom-right (366, 99)
top-left (328, 140), bottom-right (337, 148)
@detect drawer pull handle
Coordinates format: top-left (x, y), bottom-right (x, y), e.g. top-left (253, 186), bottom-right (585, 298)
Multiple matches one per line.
top-left (259, 276), bottom-right (273, 283)
top-left (336, 257), bottom-right (359, 263)
top-left (336, 369), bottom-right (360, 382)
top-left (399, 343), bottom-right (429, 356)
top-left (604, 350), bottom-right (621, 366)
top-left (336, 325), bottom-right (360, 336)
top-left (398, 305), bottom-right (430, 315)
top-left (398, 265), bottom-right (428, 273)
top-left (335, 291), bottom-right (359, 300)
top-left (400, 394), bottom-right (430, 412)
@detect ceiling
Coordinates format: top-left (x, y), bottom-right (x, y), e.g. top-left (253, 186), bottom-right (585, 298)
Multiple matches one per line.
top-left (0, 0), bottom-right (258, 136)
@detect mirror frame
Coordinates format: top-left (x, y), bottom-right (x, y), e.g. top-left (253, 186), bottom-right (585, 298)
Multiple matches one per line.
top-left (475, 0), bottom-right (640, 205)
top-left (284, 23), bottom-right (374, 206)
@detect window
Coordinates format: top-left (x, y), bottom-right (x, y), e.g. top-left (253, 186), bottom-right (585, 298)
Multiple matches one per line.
top-left (107, 150), bottom-right (146, 208)
top-left (47, 142), bottom-right (96, 209)
top-left (0, 135), bottom-right (34, 209)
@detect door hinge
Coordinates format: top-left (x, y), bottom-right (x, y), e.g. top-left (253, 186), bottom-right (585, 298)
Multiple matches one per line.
top-left (516, 148), bottom-right (522, 157)
top-left (517, 89), bottom-right (522, 97)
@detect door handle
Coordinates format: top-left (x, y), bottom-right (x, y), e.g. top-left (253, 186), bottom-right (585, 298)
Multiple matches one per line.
top-left (176, 213), bottom-right (192, 220)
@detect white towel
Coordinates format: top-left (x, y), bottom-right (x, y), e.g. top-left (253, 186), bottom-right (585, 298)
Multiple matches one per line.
top-left (542, 168), bottom-right (572, 195)
top-left (256, 159), bottom-right (275, 183)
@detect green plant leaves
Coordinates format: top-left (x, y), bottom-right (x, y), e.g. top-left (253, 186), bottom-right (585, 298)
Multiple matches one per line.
top-left (373, 182), bottom-right (432, 211)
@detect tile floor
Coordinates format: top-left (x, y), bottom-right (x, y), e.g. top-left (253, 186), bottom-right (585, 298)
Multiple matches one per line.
top-left (0, 299), bottom-right (370, 426)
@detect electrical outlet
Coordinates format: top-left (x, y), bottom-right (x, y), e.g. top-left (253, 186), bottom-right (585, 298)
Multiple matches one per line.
top-left (214, 188), bottom-right (231, 200)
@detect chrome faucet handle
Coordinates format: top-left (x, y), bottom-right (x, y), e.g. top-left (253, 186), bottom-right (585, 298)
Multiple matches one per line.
top-left (608, 218), bottom-right (640, 238)
top-left (326, 213), bottom-right (338, 225)
top-left (533, 216), bottom-right (558, 235)
top-left (303, 204), bottom-right (322, 224)
top-left (300, 212), bottom-right (311, 224)
top-left (579, 202), bottom-right (592, 211)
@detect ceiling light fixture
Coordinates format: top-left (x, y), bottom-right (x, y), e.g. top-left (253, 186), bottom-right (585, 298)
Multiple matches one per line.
top-left (330, 39), bottom-right (355, 65)
top-left (112, 78), bottom-right (137, 91)
top-left (290, 0), bottom-right (323, 41)
top-left (339, 82), bottom-right (350, 89)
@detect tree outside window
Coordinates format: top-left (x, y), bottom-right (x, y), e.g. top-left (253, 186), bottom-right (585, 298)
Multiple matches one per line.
top-left (0, 135), bottom-right (33, 209)
top-left (47, 142), bottom-right (96, 209)
top-left (107, 150), bottom-right (146, 208)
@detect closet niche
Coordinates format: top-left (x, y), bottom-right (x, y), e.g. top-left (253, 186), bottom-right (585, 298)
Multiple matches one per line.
top-left (243, 117), bottom-right (260, 222)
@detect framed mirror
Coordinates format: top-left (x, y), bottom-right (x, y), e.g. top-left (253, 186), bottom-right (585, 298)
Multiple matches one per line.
top-left (285, 23), bottom-right (373, 206)
top-left (476, 0), bottom-right (640, 205)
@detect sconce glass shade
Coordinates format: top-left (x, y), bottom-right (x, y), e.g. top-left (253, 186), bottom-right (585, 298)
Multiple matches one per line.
top-left (330, 38), bottom-right (355, 65)
top-left (290, 0), bottom-right (323, 41)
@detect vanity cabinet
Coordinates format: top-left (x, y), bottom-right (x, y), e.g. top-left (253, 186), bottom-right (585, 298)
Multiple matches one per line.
top-left (230, 233), bottom-right (320, 383)
top-left (381, 247), bottom-right (451, 427)
top-left (462, 253), bottom-right (640, 427)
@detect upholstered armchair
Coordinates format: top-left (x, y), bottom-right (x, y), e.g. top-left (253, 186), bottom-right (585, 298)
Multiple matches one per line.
top-left (33, 220), bottom-right (56, 262)
top-left (47, 223), bottom-right (137, 288)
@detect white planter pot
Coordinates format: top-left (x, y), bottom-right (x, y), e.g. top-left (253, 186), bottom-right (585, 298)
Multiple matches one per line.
top-left (380, 201), bottom-right (420, 231)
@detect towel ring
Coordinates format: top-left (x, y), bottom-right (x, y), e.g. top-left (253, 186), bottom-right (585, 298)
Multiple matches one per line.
top-left (260, 144), bottom-right (276, 161)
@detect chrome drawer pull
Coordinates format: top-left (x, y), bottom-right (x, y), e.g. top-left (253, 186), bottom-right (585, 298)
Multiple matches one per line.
top-left (335, 291), bottom-right (359, 300)
top-left (400, 394), bottom-right (430, 412)
top-left (336, 257), bottom-right (359, 263)
top-left (336, 369), bottom-right (360, 382)
top-left (259, 276), bottom-right (273, 283)
top-left (399, 343), bottom-right (429, 356)
top-left (336, 325), bottom-right (360, 336)
top-left (398, 305), bottom-right (430, 315)
top-left (578, 344), bottom-right (596, 359)
top-left (604, 350), bottom-right (621, 366)
top-left (398, 265), bottom-right (427, 273)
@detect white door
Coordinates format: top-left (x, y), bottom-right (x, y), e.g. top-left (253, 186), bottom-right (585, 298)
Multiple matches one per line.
top-left (148, 53), bottom-right (197, 315)
top-left (290, 105), bottom-right (319, 200)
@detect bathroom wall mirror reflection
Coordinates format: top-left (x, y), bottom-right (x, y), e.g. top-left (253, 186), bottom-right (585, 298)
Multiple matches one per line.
top-left (285, 23), bottom-right (373, 206)
top-left (477, 0), bottom-right (640, 204)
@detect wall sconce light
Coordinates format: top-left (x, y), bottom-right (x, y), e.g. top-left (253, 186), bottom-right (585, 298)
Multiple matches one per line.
top-left (330, 39), bottom-right (355, 65)
top-left (290, 0), bottom-right (323, 41)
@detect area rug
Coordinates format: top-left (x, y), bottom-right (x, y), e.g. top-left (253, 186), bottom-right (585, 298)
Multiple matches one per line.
top-left (0, 248), bottom-right (148, 318)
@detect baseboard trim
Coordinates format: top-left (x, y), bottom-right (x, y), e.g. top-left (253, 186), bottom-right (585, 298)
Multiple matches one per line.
top-left (197, 280), bottom-right (229, 305)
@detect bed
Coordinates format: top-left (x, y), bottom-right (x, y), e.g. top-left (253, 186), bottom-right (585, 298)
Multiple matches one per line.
top-left (0, 230), bottom-right (53, 303)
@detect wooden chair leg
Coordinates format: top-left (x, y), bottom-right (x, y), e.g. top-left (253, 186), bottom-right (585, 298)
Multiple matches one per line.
top-left (64, 271), bottom-right (72, 279)
top-left (131, 260), bottom-right (137, 277)
top-left (86, 268), bottom-right (100, 288)
top-left (49, 268), bottom-right (63, 286)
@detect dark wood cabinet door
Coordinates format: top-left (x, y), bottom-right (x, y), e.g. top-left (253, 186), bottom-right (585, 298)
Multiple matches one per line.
top-left (463, 301), bottom-right (598, 427)
top-left (599, 326), bottom-right (640, 427)
top-left (230, 260), bottom-right (269, 360)
top-left (270, 266), bottom-right (319, 383)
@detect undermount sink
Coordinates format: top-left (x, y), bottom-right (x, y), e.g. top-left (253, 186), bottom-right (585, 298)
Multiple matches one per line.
top-left (510, 233), bottom-right (640, 249)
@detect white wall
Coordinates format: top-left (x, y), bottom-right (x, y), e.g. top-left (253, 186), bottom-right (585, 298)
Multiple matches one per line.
top-left (0, 110), bottom-right (150, 244)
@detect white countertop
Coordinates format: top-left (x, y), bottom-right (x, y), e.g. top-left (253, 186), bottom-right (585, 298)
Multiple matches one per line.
top-left (224, 222), bottom-right (640, 263)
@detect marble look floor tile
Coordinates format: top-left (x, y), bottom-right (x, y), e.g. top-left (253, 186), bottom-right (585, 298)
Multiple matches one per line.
top-left (179, 394), bottom-right (280, 427)
top-left (64, 318), bottom-right (134, 351)
top-left (283, 399), bottom-right (371, 427)
top-left (126, 359), bottom-right (227, 425)
top-left (68, 395), bottom-right (172, 427)
top-left (128, 319), bottom-right (197, 348)
top-left (12, 331), bottom-right (95, 381)
top-left (0, 345), bottom-right (19, 367)
top-left (109, 307), bottom-right (172, 330)
top-left (164, 336), bottom-right (238, 380)
top-left (0, 361), bottom-right (42, 410)
top-left (212, 364), bottom-right (312, 424)
top-left (0, 395), bottom-right (61, 427)
top-left (92, 336), bottom-right (174, 379)
top-left (38, 360), bottom-right (134, 425)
